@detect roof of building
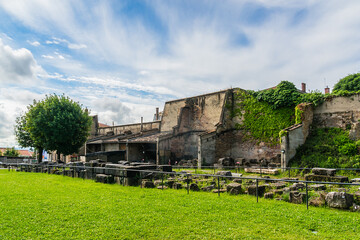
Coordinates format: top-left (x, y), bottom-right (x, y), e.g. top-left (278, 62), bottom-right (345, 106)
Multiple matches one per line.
top-left (127, 131), bottom-right (172, 144)
top-left (98, 122), bottom-right (110, 128)
top-left (0, 148), bottom-right (33, 157)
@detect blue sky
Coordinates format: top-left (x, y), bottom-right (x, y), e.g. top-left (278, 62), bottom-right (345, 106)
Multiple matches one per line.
top-left (1, 0), bottom-right (360, 147)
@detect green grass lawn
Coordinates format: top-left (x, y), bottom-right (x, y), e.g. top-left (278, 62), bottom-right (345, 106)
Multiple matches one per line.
top-left (0, 170), bottom-right (359, 239)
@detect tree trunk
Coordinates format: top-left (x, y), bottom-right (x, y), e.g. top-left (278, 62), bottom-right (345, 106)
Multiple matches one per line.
top-left (38, 147), bottom-right (43, 163)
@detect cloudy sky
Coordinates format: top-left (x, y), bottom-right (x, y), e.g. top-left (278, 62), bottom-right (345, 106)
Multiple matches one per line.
top-left (1, 0), bottom-right (360, 147)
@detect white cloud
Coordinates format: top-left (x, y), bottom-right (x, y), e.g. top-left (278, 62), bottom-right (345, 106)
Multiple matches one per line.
top-left (27, 40), bottom-right (40, 47)
top-left (91, 98), bottom-right (135, 125)
top-left (42, 55), bottom-right (54, 59)
top-left (0, 38), bottom-right (44, 84)
top-left (68, 43), bottom-right (87, 49)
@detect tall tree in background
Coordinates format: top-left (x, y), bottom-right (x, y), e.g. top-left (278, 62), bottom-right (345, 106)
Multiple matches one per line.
top-left (15, 94), bottom-right (92, 162)
top-left (333, 73), bottom-right (360, 92)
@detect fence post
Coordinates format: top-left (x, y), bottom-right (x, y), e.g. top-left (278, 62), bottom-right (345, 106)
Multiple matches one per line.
top-left (256, 179), bottom-right (259, 203)
top-left (161, 173), bottom-right (164, 190)
top-left (187, 174), bottom-right (189, 194)
top-left (217, 176), bottom-right (220, 197)
top-left (288, 167), bottom-right (290, 178)
top-left (306, 182), bottom-right (308, 210)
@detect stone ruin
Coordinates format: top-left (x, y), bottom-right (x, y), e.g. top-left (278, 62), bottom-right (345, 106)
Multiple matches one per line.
top-left (14, 163), bottom-right (360, 211)
top-left (305, 168), bottom-right (349, 183)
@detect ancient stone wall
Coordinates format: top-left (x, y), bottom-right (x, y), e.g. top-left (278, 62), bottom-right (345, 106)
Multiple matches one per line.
top-left (281, 125), bottom-right (304, 168)
top-left (198, 132), bottom-right (216, 166)
top-left (161, 90), bottom-right (228, 132)
top-left (98, 121), bottom-right (161, 136)
top-left (215, 130), bottom-right (281, 164)
top-left (313, 94), bottom-right (360, 129)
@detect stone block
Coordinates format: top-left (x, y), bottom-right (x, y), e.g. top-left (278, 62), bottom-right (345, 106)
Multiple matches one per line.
top-left (201, 185), bottom-right (215, 192)
top-left (309, 184), bottom-right (326, 191)
top-left (226, 183), bottom-right (242, 194)
top-left (141, 180), bottom-right (155, 188)
top-left (271, 182), bottom-right (287, 189)
top-left (289, 191), bottom-right (305, 204)
top-left (94, 167), bottom-right (105, 174)
top-left (264, 192), bottom-right (274, 199)
top-left (247, 185), bottom-right (266, 197)
top-left (157, 186), bottom-right (168, 190)
top-left (291, 183), bottom-right (305, 191)
top-left (173, 182), bottom-right (183, 190)
top-left (325, 192), bottom-right (354, 209)
top-left (124, 177), bottom-right (139, 186)
top-left (212, 189), bottom-right (226, 194)
top-left (350, 178), bottom-right (360, 183)
top-left (189, 183), bottom-right (200, 191)
top-left (305, 174), bottom-right (349, 183)
top-left (96, 174), bottom-right (107, 183)
top-left (217, 171), bottom-right (232, 177)
top-left (312, 168), bottom-right (336, 176)
top-left (354, 191), bottom-right (360, 205)
top-left (166, 180), bottom-right (175, 188)
top-left (157, 165), bottom-right (172, 172)
top-left (232, 179), bottom-right (242, 184)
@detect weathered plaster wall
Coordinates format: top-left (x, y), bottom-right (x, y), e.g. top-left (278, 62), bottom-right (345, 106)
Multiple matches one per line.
top-left (198, 132), bottom-right (216, 166)
top-left (281, 125), bottom-right (304, 168)
top-left (127, 144), bottom-right (142, 162)
top-left (313, 95), bottom-right (360, 128)
top-left (98, 121), bottom-right (161, 136)
top-left (104, 143), bottom-right (119, 152)
top-left (161, 90), bottom-right (228, 132)
top-left (169, 132), bottom-right (200, 161)
top-left (215, 130), bottom-right (281, 163)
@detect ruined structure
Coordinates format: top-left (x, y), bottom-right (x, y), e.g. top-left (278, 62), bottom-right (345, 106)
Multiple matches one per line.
top-left (86, 88), bottom-right (283, 167)
top-left (281, 94), bottom-right (360, 168)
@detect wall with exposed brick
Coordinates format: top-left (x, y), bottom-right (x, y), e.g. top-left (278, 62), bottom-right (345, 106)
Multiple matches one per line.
top-left (215, 130), bottom-right (281, 165)
top-left (313, 94), bottom-right (360, 129)
top-left (161, 90), bottom-right (228, 132)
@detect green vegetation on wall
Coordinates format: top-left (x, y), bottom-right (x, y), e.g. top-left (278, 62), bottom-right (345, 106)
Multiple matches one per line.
top-left (290, 127), bottom-right (360, 168)
top-left (232, 77), bottom-right (360, 147)
top-left (233, 90), bottom-right (295, 145)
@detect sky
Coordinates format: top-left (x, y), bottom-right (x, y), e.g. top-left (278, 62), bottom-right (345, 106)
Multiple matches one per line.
top-left (1, 0), bottom-right (360, 147)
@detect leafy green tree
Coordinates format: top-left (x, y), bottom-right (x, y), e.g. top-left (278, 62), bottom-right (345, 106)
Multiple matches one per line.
top-left (253, 81), bottom-right (301, 109)
top-left (333, 73), bottom-right (360, 92)
top-left (15, 94), bottom-right (92, 162)
top-left (4, 147), bottom-right (20, 157)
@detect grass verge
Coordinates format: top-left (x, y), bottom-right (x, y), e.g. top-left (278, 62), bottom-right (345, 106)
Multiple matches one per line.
top-left (0, 170), bottom-right (359, 239)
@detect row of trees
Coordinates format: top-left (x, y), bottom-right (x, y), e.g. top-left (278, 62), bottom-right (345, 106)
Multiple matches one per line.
top-left (0, 147), bottom-right (20, 157)
top-left (15, 94), bottom-right (92, 162)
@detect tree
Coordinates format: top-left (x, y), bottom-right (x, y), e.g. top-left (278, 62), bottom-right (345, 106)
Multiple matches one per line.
top-left (4, 147), bottom-right (19, 157)
top-left (0, 150), bottom-right (2, 156)
top-left (15, 94), bottom-right (92, 162)
top-left (333, 73), bottom-right (360, 92)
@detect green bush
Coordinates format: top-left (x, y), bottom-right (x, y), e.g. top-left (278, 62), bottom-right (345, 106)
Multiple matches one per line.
top-left (338, 143), bottom-right (358, 156)
top-left (290, 127), bottom-right (360, 168)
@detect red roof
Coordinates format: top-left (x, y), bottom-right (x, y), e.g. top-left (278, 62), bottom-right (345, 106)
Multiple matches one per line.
top-left (98, 122), bottom-right (110, 128)
top-left (0, 148), bottom-right (33, 157)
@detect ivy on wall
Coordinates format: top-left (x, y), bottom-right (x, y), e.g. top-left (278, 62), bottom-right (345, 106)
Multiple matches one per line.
top-left (232, 79), bottom-right (360, 146)
top-left (233, 90), bottom-right (295, 145)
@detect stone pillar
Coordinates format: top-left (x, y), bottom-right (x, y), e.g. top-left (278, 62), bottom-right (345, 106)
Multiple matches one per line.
top-left (156, 137), bottom-right (160, 165)
top-left (198, 136), bottom-right (202, 169)
top-left (126, 141), bottom-right (129, 162)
